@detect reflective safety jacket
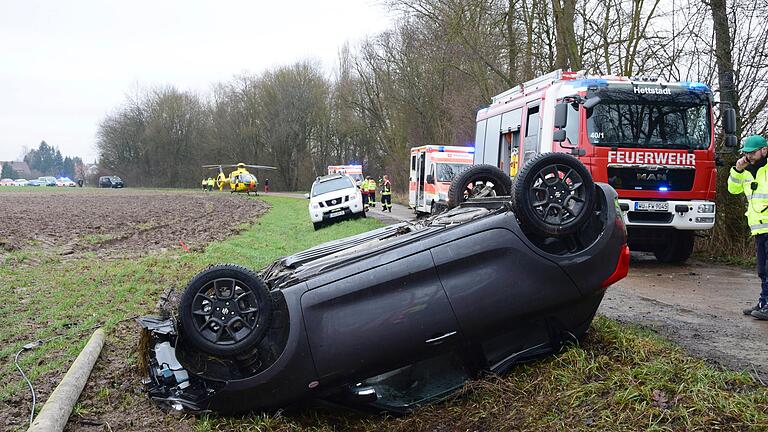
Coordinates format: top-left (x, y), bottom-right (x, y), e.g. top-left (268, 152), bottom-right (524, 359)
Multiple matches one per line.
top-left (206, 178), bottom-right (214, 187)
top-left (381, 180), bottom-right (392, 195)
top-left (728, 163), bottom-right (768, 235)
top-left (367, 179), bottom-right (377, 192)
top-left (360, 179), bottom-right (369, 194)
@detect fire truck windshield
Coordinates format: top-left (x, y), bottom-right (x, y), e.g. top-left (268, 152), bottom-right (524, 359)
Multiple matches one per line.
top-left (436, 163), bottom-right (470, 182)
top-left (585, 88), bottom-right (711, 150)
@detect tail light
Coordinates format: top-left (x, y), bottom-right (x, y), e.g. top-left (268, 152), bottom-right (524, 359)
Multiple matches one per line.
top-left (601, 244), bottom-right (630, 288)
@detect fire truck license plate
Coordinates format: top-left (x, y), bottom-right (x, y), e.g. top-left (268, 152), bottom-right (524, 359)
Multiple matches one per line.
top-left (329, 210), bottom-right (346, 218)
top-left (634, 201), bottom-right (668, 212)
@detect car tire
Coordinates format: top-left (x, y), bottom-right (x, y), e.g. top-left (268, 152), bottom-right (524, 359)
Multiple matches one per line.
top-left (653, 231), bottom-right (694, 264)
top-left (447, 164), bottom-right (513, 209)
top-left (313, 222), bottom-right (323, 230)
top-left (179, 264), bottom-right (272, 357)
top-left (512, 152), bottom-right (594, 236)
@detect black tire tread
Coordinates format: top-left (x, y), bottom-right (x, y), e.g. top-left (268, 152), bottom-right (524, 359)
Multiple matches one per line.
top-left (447, 164), bottom-right (512, 209)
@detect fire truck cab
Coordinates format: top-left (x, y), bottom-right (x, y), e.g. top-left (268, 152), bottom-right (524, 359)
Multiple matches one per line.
top-left (327, 165), bottom-right (363, 188)
top-left (409, 145), bottom-right (474, 214)
top-left (473, 70), bottom-right (736, 263)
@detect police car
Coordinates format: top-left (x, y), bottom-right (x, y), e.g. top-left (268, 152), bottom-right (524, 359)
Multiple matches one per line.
top-left (307, 174), bottom-right (365, 230)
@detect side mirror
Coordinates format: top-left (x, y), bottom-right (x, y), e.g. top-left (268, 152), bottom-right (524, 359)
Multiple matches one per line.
top-left (583, 96), bottom-right (601, 110)
top-left (426, 174), bottom-right (435, 184)
top-left (552, 129), bottom-right (567, 142)
top-left (725, 135), bottom-right (738, 148)
top-left (304, 193), bottom-right (310, 199)
top-left (554, 103), bottom-right (568, 129)
top-left (723, 108), bottom-right (736, 135)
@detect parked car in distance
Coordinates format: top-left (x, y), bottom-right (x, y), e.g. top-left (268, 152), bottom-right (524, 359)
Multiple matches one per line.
top-left (0, 178), bottom-right (14, 186)
top-left (37, 176), bottom-right (57, 186)
top-left (27, 179), bottom-right (44, 186)
top-left (99, 176), bottom-right (125, 188)
top-left (56, 177), bottom-right (76, 187)
top-left (13, 179), bottom-right (28, 186)
top-left (307, 174), bottom-right (365, 230)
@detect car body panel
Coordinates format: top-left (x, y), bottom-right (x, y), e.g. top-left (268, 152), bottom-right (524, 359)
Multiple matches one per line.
top-left (301, 250), bottom-right (462, 379)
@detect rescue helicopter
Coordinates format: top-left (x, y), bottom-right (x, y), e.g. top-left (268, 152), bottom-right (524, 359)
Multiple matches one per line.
top-left (203, 163), bottom-right (277, 195)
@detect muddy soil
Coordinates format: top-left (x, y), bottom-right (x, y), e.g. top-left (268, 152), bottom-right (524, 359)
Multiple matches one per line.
top-left (600, 253), bottom-right (768, 381)
top-left (0, 188), bottom-right (268, 260)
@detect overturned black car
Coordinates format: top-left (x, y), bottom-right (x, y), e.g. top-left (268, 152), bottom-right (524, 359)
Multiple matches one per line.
top-left (140, 153), bottom-right (629, 414)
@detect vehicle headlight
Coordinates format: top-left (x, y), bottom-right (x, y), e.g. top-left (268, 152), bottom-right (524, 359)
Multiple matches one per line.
top-left (697, 204), bottom-right (715, 214)
top-left (311, 203), bottom-right (320, 209)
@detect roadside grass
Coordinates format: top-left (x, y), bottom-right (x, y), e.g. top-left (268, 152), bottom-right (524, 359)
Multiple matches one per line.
top-left (0, 196), bottom-right (380, 416)
top-left (1, 194), bottom-right (767, 430)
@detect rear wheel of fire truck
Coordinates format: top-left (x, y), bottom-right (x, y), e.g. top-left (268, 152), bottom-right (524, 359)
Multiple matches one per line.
top-left (179, 264), bottom-right (272, 357)
top-left (447, 164), bottom-right (512, 209)
top-left (653, 230), bottom-right (694, 264)
top-left (513, 152), bottom-right (594, 237)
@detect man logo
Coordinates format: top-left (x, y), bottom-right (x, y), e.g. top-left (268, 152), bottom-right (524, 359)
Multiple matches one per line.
top-left (637, 173), bottom-right (667, 181)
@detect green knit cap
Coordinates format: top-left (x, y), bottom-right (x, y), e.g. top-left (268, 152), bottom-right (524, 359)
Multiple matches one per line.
top-left (740, 135), bottom-right (767, 153)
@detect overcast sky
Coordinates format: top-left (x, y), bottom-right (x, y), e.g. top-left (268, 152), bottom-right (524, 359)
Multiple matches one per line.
top-left (0, 0), bottom-right (394, 163)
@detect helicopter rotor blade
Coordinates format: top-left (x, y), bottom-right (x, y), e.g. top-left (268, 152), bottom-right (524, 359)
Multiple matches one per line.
top-left (243, 165), bottom-right (278, 170)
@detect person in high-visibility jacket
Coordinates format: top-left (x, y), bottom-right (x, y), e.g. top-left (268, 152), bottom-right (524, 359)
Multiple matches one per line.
top-left (360, 177), bottom-right (370, 209)
top-left (729, 134), bottom-right (768, 320)
top-left (366, 176), bottom-right (377, 208)
top-left (201, 178), bottom-right (207, 191)
top-left (381, 175), bottom-right (392, 212)
top-left (206, 177), bottom-right (214, 192)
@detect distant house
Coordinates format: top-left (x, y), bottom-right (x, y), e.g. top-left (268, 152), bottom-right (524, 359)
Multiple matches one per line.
top-left (0, 161), bottom-right (31, 178)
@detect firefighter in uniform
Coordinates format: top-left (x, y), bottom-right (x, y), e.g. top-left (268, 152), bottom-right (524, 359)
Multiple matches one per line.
top-left (381, 175), bottom-right (392, 212)
top-left (361, 177), bottom-right (370, 209)
top-left (367, 176), bottom-right (377, 209)
top-left (729, 135), bottom-right (768, 320)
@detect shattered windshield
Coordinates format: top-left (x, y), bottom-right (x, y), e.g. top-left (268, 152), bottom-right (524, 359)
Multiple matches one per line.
top-left (586, 87), bottom-right (711, 150)
top-left (436, 163), bottom-right (470, 182)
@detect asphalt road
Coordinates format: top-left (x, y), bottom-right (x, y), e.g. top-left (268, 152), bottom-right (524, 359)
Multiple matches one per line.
top-left (266, 191), bottom-right (768, 381)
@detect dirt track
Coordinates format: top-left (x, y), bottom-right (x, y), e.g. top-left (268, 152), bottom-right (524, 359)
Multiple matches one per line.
top-left (0, 188), bottom-right (268, 260)
top-left (600, 253), bottom-right (768, 381)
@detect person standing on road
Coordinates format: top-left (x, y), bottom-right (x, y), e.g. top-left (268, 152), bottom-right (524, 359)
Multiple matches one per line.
top-left (381, 175), bottom-right (392, 212)
top-left (367, 176), bottom-right (377, 209)
top-left (361, 177), bottom-right (370, 209)
top-left (728, 135), bottom-right (768, 320)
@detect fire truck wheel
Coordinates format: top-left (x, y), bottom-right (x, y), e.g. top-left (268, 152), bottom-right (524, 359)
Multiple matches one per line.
top-left (653, 231), bottom-right (694, 264)
top-left (513, 152), bottom-right (594, 237)
top-left (447, 164), bottom-right (513, 209)
top-left (179, 264), bottom-right (272, 357)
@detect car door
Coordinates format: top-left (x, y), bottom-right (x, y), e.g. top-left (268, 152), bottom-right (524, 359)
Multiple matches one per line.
top-left (301, 250), bottom-right (462, 380)
top-left (430, 228), bottom-right (580, 341)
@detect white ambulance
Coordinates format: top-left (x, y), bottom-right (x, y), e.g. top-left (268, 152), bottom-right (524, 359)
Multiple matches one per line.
top-left (327, 165), bottom-right (363, 187)
top-left (409, 145), bottom-right (474, 214)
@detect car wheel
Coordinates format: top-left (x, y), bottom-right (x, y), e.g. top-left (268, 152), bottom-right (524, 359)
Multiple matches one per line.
top-left (179, 264), bottom-right (272, 357)
top-left (513, 152), bottom-right (594, 236)
top-left (447, 164), bottom-right (512, 209)
top-left (313, 222), bottom-right (323, 230)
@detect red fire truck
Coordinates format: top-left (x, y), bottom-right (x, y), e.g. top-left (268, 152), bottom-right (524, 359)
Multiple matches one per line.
top-left (471, 70), bottom-right (736, 263)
